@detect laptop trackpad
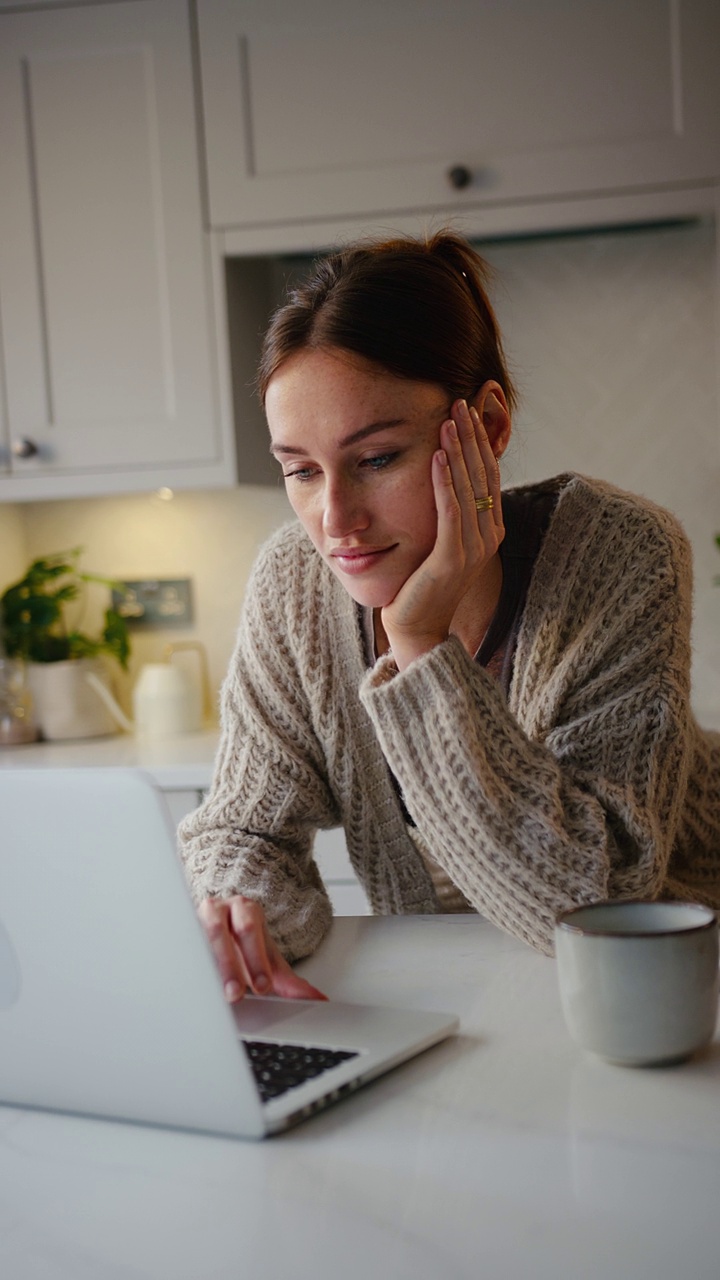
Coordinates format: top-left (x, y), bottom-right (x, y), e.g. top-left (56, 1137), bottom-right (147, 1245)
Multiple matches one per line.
top-left (230, 996), bottom-right (324, 1036)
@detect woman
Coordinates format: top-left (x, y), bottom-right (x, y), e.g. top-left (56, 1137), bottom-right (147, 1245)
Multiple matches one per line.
top-left (179, 230), bottom-right (720, 1003)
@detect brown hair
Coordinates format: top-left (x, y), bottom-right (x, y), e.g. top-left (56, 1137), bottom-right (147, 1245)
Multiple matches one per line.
top-left (257, 230), bottom-right (516, 412)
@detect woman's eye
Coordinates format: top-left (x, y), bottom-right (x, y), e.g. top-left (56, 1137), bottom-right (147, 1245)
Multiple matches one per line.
top-left (361, 453), bottom-right (397, 471)
top-left (282, 452), bottom-right (398, 482)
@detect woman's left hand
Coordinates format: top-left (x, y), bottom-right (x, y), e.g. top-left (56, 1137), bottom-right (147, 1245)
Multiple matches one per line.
top-left (380, 391), bottom-right (505, 671)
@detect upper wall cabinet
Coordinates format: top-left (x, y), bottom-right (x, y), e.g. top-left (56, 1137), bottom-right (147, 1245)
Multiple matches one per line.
top-left (0, 0), bottom-right (245, 501)
top-left (197, 0), bottom-right (720, 232)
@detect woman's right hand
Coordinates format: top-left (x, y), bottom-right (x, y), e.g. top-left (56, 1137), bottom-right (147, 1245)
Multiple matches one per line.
top-left (198, 895), bottom-right (328, 1003)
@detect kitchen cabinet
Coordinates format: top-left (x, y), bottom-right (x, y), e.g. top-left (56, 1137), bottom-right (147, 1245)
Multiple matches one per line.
top-left (0, 0), bottom-right (266, 502)
top-left (197, 0), bottom-right (720, 234)
top-left (162, 788), bottom-right (207, 829)
top-left (314, 829), bottom-right (371, 917)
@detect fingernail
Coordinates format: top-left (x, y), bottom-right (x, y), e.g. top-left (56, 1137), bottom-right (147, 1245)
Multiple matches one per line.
top-left (225, 980), bottom-right (241, 1001)
top-left (254, 973), bottom-right (269, 992)
top-left (447, 421), bottom-right (458, 440)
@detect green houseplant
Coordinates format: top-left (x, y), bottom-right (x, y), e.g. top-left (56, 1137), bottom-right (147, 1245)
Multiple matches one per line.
top-left (0, 549), bottom-right (130, 741)
top-left (0, 548), bottom-right (129, 668)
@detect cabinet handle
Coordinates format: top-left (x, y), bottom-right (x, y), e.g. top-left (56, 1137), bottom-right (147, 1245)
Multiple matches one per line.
top-left (447, 164), bottom-right (472, 190)
top-left (12, 437), bottom-right (39, 459)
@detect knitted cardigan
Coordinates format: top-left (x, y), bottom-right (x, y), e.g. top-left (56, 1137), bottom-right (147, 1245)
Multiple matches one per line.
top-left (178, 473), bottom-right (720, 959)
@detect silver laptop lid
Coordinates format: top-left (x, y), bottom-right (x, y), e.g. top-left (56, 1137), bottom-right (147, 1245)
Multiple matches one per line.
top-left (0, 768), bottom-right (266, 1138)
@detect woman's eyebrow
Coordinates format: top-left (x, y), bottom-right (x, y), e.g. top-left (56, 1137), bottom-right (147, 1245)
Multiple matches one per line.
top-left (270, 418), bottom-right (407, 457)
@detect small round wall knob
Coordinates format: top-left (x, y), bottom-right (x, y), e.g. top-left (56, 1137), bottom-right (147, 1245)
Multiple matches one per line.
top-left (12, 437), bottom-right (39, 459)
top-left (447, 164), bottom-right (472, 190)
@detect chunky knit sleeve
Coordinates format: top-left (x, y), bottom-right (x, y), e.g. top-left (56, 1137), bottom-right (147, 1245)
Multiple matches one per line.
top-left (359, 477), bottom-right (697, 955)
top-left (178, 527), bottom-right (338, 964)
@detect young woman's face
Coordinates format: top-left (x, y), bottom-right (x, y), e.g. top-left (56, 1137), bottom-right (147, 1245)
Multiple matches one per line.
top-left (266, 347), bottom-right (449, 609)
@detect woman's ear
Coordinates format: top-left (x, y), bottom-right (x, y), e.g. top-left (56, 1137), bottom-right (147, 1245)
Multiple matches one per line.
top-left (471, 381), bottom-right (512, 461)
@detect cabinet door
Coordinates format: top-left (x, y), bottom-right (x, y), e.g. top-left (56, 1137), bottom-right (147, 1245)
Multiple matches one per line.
top-left (0, 1), bottom-right (235, 499)
top-left (314, 828), bottom-right (371, 917)
top-left (197, 0), bottom-right (720, 231)
top-left (162, 788), bottom-right (206, 830)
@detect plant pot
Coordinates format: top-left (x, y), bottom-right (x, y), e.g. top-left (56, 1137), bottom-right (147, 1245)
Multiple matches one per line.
top-left (27, 658), bottom-right (120, 741)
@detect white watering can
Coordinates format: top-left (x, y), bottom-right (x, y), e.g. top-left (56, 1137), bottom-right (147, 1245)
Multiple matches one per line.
top-left (86, 641), bottom-right (211, 738)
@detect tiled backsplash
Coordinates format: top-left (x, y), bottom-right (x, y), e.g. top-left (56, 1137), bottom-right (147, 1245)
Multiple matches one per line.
top-left (481, 220), bottom-right (720, 727)
top-left (1, 220), bottom-right (718, 726)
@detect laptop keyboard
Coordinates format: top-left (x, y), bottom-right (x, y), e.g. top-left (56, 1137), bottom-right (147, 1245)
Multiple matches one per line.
top-left (243, 1039), bottom-right (360, 1103)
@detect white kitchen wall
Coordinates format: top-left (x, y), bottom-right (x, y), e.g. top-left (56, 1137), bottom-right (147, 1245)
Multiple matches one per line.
top-left (1, 219), bottom-right (718, 725)
top-left (0, 505), bottom-right (26, 589)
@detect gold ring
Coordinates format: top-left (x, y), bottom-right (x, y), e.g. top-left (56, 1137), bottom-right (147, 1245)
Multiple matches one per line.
top-left (474, 496), bottom-right (494, 513)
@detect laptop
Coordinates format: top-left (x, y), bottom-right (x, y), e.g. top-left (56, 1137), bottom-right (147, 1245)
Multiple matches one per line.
top-left (0, 767), bottom-right (458, 1139)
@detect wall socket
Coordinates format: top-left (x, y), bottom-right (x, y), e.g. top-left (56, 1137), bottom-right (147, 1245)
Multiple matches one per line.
top-left (112, 579), bottom-right (193, 628)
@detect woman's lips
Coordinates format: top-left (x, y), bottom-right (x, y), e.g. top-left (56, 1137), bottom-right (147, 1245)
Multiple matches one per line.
top-left (330, 546), bottom-right (396, 575)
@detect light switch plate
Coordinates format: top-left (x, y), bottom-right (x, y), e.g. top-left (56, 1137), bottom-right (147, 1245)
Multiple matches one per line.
top-left (111, 579), bottom-right (193, 628)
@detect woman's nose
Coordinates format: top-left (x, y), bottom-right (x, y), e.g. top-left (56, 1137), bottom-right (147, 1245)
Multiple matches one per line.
top-left (322, 478), bottom-right (369, 538)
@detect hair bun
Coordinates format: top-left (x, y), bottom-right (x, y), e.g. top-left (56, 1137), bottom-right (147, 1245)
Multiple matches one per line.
top-left (258, 228), bottom-right (515, 412)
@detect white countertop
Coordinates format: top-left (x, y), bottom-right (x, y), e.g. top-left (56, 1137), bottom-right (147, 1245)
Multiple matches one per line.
top-left (0, 729), bottom-right (220, 789)
top-left (2, 914), bottom-right (719, 1280)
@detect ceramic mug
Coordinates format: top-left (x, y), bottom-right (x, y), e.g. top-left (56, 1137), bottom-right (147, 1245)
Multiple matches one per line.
top-left (554, 900), bottom-right (719, 1066)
